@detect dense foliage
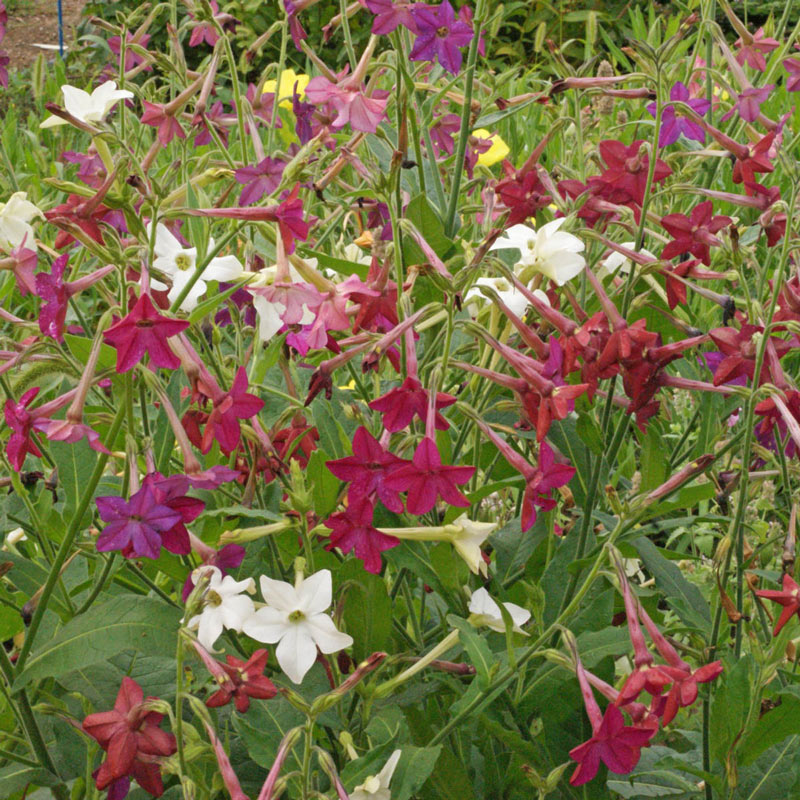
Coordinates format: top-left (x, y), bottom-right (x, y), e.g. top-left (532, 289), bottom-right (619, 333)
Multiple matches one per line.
top-left (2, 0), bottom-right (800, 798)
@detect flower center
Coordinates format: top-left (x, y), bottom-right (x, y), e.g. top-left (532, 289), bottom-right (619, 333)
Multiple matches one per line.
top-left (135, 319), bottom-right (154, 328)
top-left (175, 253), bottom-right (193, 271)
top-left (436, 25), bottom-right (449, 38)
top-left (207, 590), bottom-right (223, 607)
top-left (288, 609), bottom-right (306, 623)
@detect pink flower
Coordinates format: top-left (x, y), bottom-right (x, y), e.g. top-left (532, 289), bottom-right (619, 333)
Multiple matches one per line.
top-left (141, 101), bottom-right (186, 147)
top-left (200, 367), bottom-right (264, 455)
top-left (368, 376), bottom-right (456, 432)
top-left (305, 70), bottom-right (389, 133)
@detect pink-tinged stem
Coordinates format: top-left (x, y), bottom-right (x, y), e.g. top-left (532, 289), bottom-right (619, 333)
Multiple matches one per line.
top-left (256, 727), bottom-right (303, 800)
top-left (610, 550), bottom-right (653, 668)
top-left (203, 721), bottom-right (249, 800)
top-left (773, 394), bottom-right (800, 454)
top-left (637, 601), bottom-right (691, 671)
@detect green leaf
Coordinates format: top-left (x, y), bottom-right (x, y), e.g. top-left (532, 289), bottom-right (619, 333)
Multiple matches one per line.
top-left (307, 448), bottom-right (339, 519)
top-left (341, 561), bottom-right (392, 661)
top-left (633, 537), bottom-right (711, 633)
top-left (0, 605), bottom-right (24, 641)
top-left (391, 746), bottom-right (443, 800)
top-left (449, 616), bottom-right (496, 688)
top-left (14, 595), bottom-right (181, 690)
top-left (301, 249), bottom-right (368, 280)
top-left (640, 426), bottom-right (668, 492)
top-left (490, 516), bottom-right (546, 583)
top-left (710, 655), bottom-right (753, 764)
top-left (740, 691), bottom-right (800, 765)
top-left (403, 193), bottom-right (454, 262)
top-left (0, 764), bottom-right (58, 795)
top-left (64, 333), bottom-right (117, 371)
top-left (187, 276), bottom-right (254, 324)
top-left (51, 440), bottom-right (98, 529)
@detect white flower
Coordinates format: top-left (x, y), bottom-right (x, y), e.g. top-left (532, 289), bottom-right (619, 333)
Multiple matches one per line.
top-left (2, 527), bottom-right (28, 550)
top-left (350, 750), bottom-right (402, 800)
top-left (464, 276), bottom-right (550, 318)
top-left (243, 569), bottom-right (353, 684)
top-left (449, 515), bottom-right (497, 577)
top-left (468, 587), bottom-right (530, 634)
top-left (0, 192), bottom-right (43, 253)
top-left (490, 220), bottom-right (585, 286)
top-left (148, 224), bottom-right (245, 312)
top-left (41, 80), bottom-right (133, 129)
top-left (601, 241), bottom-right (656, 276)
top-left (186, 566), bottom-right (256, 650)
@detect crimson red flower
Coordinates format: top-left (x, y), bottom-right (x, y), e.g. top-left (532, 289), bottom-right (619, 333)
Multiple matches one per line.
top-left (708, 325), bottom-right (788, 386)
top-left (660, 202), bottom-right (731, 265)
top-left (324, 494), bottom-right (400, 572)
top-left (45, 193), bottom-right (114, 249)
top-left (732, 130), bottom-right (776, 187)
top-left (103, 293), bottom-right (189, 373)
top-left (756, 573), bottom-right (800, 636)
top-left (495, 163), bottom-right (552, 226)
top-left (83, 677), bottom-right (176, 798)
top-left (326, 426), bottom-right (406, 513)
top-left (141, 473), bottom-right (205, 555)
top-left (383, 436), bottom-right (474, 515)
top-left (201, 367), bottom-right (264, 455)
top-left (205, 649), bottom-right (278, 712)
top-left (368, 376), bottom-right (456, 432)
top-left (589, 140), bottom-right (672, 209)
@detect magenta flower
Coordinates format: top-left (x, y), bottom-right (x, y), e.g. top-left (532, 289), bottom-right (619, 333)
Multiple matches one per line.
top-left (4, 388), bottom-right (44, 470)
top-left (383, 436), bottom-right (474, 515)
top-left (108, 32), bottom-right (151, 71)
top-left (62, 150), bottom-right (106, 188)
top-left (520, 442), bottom-right (576, 532)
top-left (646, 82), bottom-right (709, 146)
top-left (95, 486), bottom-right (183, 560)
top-left (364, 0), bottom-right (417, 35)
top-left (34, 417), bottom-right (110, 454)
top-left (410, 0), bottom-right (474, 75)
top-left (784, 59), bottom-right (800, 92)
top-left (325, 495), bottom-right (400, 573)
top-left (368, 376), bottom-right (456, 432)
top-left (141, 101), bottom-right (186, 147)
top-left (193, 101), bottom-right (234, 147)
top-left (102, 293), bottom-right (189, 373)
top-left (326, 426), bottom-right (407, 513)
top-left (721, 85), bottom-right (774, 123)
top-left (201, 367), bottom-right (264, 455)
top-left (141, 473), bottom-right (204, 555)
top-left (35, 254), bottom-right (114, 342)
top-left (234, 157), bottom-right (286, 206)
top-left (305, 71), bottom-right (389, 133)
top-left (569, 704), bottom-right (653, 786)
top-left (755, 573), bottom-right (800, 636)
top-left (735, 27), bottom-right (779, 72)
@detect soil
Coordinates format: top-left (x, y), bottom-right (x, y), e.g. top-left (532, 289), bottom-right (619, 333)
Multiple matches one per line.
top-left (3, 0), bottom-right (85, 71)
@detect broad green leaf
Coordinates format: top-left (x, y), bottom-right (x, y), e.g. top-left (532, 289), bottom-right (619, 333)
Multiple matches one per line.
top-left (307, 448), bottom-right (340, 519)
top-left (0, 605), bottom-right (23, 640)
top-left (633, 537), bottom-right (711, 633)
top-left (340, 561), bottom-right (392, 661)
top-left (710, 655), bottom-right (753, 764)
top-left (0, 764), bottom-right (58, 795)
top-left (232, 693), bottom-right (304, 769)
top-left (490, 515), bottom-right (546, 584)
top-left (392, 746), bottom-right (443, 800)
top-left (64, 333), bottom-right (117, 371)
top-left (14, 594), bottom-right (181, 690)
top-left (740, 691), bottom-right (800, 765)
top-left (640, 426), bottom-right (668, 492)
top-left (51, 440), bottom-right (98, 529)
top-left (301, 249), bottom-right (368, 280)
top-left (403, 193), bottom-right (454, 263)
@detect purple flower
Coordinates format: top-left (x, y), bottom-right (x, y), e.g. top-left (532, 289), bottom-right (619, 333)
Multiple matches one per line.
top-left (62, 150), bottom-right (106, 188)
top-left (95, 486), bottom-right (183, 560)
top-left (193, 101), bottom-right (234, 147)
top-left (305, 72), bottom-right (389, 134)
top-left (721, 85), bottom-right (774, 123)
top-left (234, 157), bottom-right (286, 205)
top-left (646, 82), bottom-right (709, 147)
top-left (108, 32), bottom-right (151, 71)
top-left (409, 0), bottom-right (474, 75)
top-left (364, 0), bottom-right (417, 35)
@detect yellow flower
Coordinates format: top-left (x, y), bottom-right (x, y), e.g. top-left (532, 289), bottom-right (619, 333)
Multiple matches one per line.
top-left (472, 129), bottom-right (510, 167)
top-left (263, 69), bottom-right (310, 110)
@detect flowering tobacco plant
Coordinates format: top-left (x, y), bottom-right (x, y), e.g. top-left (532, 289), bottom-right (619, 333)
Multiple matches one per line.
top-left (2, 0), bottom-right (800, 797)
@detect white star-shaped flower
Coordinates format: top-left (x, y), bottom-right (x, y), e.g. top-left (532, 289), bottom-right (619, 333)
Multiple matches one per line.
top-left (449, 515), bottom-right (497, 577)
top-left (243, 569), bottom-right (353, 684)
top-left (41, 80), bottom-right (133, 129)
top-left (148, 223), bottom-right (245, 312)
top-left (186, 566), bottom-right (255, 650)
top-left (468, 587), bottom-right (530, 634)
top-left (0, 192), bottom-right (43, 253)
top-left (464, 276), bottom-right (550, 318)
top-left (350, 750), bottom-right (402, 800)
top-left (490, 220), bottom-right (585, 286)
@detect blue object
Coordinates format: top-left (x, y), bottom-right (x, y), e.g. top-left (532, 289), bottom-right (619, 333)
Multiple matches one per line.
top-left (57, 0), bottom-right (64, 58)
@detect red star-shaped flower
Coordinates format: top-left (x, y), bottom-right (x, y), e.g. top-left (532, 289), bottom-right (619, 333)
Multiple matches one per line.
top-left (756, 573), bottom-right (800, 636)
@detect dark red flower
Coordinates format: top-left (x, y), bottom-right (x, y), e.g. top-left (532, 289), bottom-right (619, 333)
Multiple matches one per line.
top-left (660, 202), bottom-right (731, 266)
top-left (83, 677), bottom-right (176, 797)
top-left (324, 494), bottom-right (400, 572)
top-left (732, 130), bottom-right (776, 187)
top-left (708, 324), bottom-right (788, 386)
top-left (495, 164), bottom-right (552, 226)
top-left (589, 140), bottom-right (672, 209)
top-left (369, 376), bottom-right (456, 432)
top-left (44, 193), bottom-right (113, 249)
top-left (383, 436), bottom-right (474, 515)
top-left (326, 426), bottom-right (406, 513)
top-left (103, 293), bottom-right (189, 373)
top-left (205, 649), bottom-right (278, 713)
